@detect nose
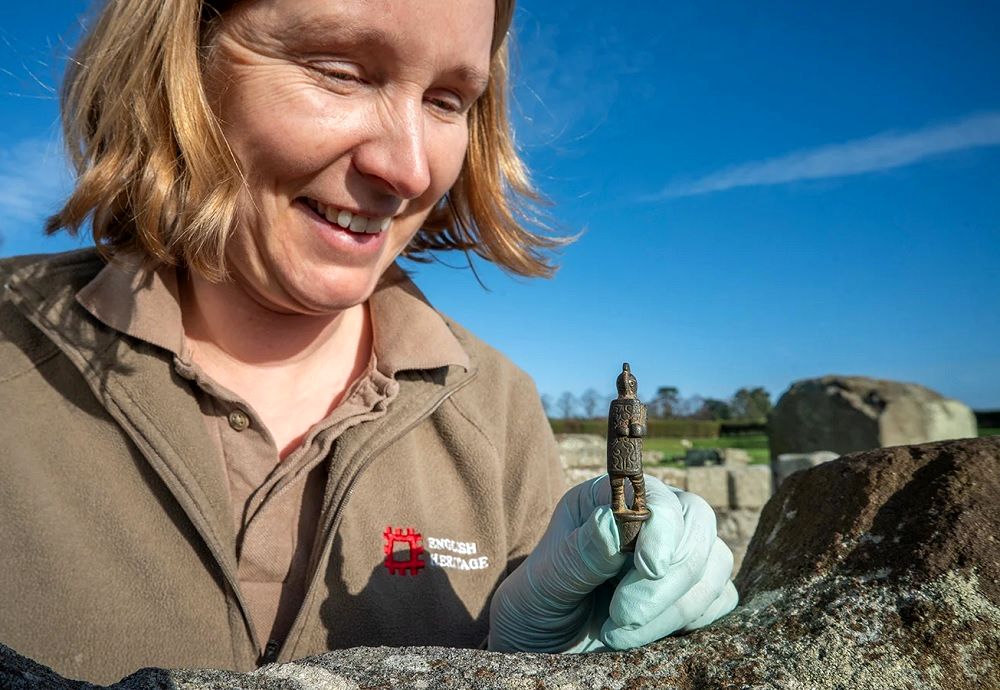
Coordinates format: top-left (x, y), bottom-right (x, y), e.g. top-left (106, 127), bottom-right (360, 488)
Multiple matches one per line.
top-left (353, 97), bottom-right (431, 200)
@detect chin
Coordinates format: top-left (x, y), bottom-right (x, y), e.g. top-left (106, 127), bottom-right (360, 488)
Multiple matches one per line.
top-left (279, 268), bottom-right (382, 316)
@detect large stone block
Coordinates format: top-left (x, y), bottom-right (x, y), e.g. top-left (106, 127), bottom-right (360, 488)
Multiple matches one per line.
top-left (772, 450), bottom-right (839, 490)
top-left (686, 466), bottom-right (729, 509)
top-left (554, 433), bottom-right (604, 469)
top-left (715, 507), bottom-right (762, 576)
top-left (767, 375), bottom-right (977, 459)
top-left (644, 466), bottom-right (687, 491)
top-left (728, 465), bottom-right (772, 509)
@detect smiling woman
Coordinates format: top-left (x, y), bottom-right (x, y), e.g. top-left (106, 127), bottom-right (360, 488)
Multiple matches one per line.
top-left (0, 0), bottom-right (737, 685)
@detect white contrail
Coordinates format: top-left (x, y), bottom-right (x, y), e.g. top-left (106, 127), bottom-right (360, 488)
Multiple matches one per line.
top-left (652, 111), bottom-right (1000, 199)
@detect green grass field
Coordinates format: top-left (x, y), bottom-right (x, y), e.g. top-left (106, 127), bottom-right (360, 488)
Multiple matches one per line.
top-left (644, 427), bottom-right (997, 468)
top-left (644, 434), bottom-right (770, 466)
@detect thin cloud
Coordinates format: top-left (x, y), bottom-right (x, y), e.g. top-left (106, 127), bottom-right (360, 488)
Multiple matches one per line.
top-left (651, 112), bottom-right (1000, 199)
top-left (0, 136), bottom-right (73, 230)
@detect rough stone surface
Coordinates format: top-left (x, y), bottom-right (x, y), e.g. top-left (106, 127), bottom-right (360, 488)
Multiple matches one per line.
top-left (768, 375), bottom-right (978, 459)
top-left (714, 507), bottom-right (761, 575)
top-left (727, 465), bottom-right (772, 509)
top-left (643, 465), bottom-right (688, 491)
top-left (685, 465), bottom-right (730, 508)
top-left (4, 437), bottom-right (998, 689)
top-left (555, 434), bottom-right (604, 469)
top-left (772, 450), bottom-right (840, 490)
top-left (720, 448), bottom-right (751, 467)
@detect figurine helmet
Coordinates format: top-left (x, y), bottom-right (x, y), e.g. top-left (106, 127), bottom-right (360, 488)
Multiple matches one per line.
top-left (616, 363), bottom-right (638, 397)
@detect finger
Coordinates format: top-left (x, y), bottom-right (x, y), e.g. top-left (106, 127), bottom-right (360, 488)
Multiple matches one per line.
top-left (601, 537), bottom-right (733, 648)
top-left (670, 537), bottom-right (734, 626)
top-left (635, 483), bottom-right (716, 589)
top-left (631, 476), bottom-right (685, 579)
top-left (602, 574), bottom-right (738, 650)
top-left (684, 580), bottom-right (739, 631)
top-left (529, 505), bottom-right (628, 606)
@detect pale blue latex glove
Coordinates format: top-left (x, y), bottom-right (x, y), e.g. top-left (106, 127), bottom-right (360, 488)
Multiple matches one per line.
top-left (488, 474), bottom-right (738, 653)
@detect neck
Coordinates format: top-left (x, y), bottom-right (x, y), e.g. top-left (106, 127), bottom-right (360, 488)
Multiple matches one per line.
top-left (179, 271), bottom-right (371, 401)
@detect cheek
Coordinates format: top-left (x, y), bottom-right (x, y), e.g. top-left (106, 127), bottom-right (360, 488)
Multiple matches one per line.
top-left (219, 76), bottom-right (360, 184)
top-left (425, 125), bottom-right (471, 200)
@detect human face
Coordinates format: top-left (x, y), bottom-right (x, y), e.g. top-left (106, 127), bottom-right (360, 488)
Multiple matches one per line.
top-left (206, 0), bottom-right (495, 315)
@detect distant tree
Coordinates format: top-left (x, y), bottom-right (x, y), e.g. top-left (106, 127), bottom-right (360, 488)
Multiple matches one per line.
top-left (557, 391), bottom-right (578, 420)
top-left (648, 386), bottom-right (680, 418)
top-left (731, 387), bottom-right (773, 420)
top-left (580, 388), bottom-right (602, 418)
top-left (676, 394), bottom-right (706, 419)
top-left (701, 398), bottom-right (733, 420)
top-left (540, 394), bottom-right (553, 418)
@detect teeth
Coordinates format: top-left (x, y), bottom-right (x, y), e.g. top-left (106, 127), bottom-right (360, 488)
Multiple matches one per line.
top-left (309, 199), bottom-right (390, 234)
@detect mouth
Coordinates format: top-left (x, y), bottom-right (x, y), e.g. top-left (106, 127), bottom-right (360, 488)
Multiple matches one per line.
top-left (301, 197), bottom-right (393, 235)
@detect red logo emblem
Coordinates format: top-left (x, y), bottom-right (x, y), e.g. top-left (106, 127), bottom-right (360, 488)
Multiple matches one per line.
top-left (383, 526), bottom-right (425, 575)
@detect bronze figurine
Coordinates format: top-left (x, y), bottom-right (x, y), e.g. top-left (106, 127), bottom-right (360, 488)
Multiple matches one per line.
top-left (607, 363), bottom-right (651, 551)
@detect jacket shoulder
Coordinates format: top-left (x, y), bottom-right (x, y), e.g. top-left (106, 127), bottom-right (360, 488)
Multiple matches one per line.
top-left (442, 315), bottom-right (539, 401)
top-left (438, 314), bottom-right (548, 448)
top-left (0, 248), bottom-right (105, 383)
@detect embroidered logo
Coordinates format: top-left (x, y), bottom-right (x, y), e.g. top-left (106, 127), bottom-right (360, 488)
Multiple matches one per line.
top-left (383, 526), bottom-right (426, 576)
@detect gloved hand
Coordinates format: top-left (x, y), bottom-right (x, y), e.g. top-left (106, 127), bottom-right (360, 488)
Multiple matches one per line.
top-left (488, 474), bottom-right (738, 653)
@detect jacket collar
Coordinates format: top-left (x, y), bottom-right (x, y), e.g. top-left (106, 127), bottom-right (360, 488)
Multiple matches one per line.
top-left (73, 256), bottom-right (470, 378)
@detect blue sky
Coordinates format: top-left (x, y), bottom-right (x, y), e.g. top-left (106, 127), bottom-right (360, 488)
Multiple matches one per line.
top-left (1, 1), bottom-right (998, 410)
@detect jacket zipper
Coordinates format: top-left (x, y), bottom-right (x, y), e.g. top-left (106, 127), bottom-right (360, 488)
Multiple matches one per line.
top-left (276, 369), bottom-right (480, 661)
top-left (10, 283), bottom-right (263, 659)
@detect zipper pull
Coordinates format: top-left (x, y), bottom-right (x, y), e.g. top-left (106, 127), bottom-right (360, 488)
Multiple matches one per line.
top-left (259, 639), bottom-right (281, 666)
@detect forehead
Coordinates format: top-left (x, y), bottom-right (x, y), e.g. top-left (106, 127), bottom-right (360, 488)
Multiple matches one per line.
top-left (235, 0), bottom-right (495, 73)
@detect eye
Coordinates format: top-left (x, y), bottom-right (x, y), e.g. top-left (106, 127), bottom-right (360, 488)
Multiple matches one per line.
top-left (425, 90), bottom-right (467, 116)
top-left (310, 61), bottom-right (368, 85)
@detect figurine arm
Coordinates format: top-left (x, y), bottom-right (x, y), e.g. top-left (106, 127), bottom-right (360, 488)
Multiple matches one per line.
top-left (610, 402), bottom-right (630, 437)
top-left (629, 404), bottom-right (647, 438)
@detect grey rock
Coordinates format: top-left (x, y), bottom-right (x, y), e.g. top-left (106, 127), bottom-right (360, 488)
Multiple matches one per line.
top-left (768, 374), bottom-right (977, 459)
top-left (714, 507), bottom-right (762, 576)
top-left (727, 465), bottom-right (772, 509)
top-left (3, 438), bottom-right (998, 689)
top-left (683, 448), bottom-right (721, 466)
top-left (641, 449), bottom-right (665, 465)
top-left (772, 450), bottom-right (840, 489)
top-left (554, 434), bottom-right (604, 469)
top-left (720, 448), bottom-right (750, 467)
top-left (644, 466), bottom-right (687, 491)
top-left (685, 465), bottom-right (729, 509)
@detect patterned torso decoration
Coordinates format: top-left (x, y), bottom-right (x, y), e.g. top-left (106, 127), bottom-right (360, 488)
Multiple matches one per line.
top-left (607, 399), bottom-right (646, 475)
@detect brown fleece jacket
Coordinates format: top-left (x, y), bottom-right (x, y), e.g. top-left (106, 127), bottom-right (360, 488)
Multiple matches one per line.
top-left (0, 249), bottom-right (566, 685)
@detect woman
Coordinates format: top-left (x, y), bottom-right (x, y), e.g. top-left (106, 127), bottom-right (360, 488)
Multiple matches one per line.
top-left (0, 0), bottom-right (737, 684)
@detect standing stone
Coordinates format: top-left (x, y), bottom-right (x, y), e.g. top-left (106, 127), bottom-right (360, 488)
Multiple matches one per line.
top-left (768, 375), bottom-right (977, 459)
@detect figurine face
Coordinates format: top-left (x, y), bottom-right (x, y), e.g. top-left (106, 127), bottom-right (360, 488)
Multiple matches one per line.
top-left (616, 371), bottom-right (638, 397)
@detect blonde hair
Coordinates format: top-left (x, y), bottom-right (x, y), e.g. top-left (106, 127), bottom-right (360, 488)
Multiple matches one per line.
top-left (47, 0), bottom-right (565, 280)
